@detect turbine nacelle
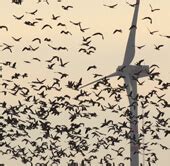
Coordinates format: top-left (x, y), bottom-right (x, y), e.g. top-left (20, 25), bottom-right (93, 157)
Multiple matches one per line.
top-left (116, 65), bottom-right (149, 78)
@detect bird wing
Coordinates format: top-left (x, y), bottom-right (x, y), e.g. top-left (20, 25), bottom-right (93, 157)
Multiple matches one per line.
top-left (42, 24), bottom-right (52, 29)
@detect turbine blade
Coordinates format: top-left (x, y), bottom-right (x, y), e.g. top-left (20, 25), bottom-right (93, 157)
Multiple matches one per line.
top-left (80, 72), bottom-right (118, 89)
top-left (122, 0), bottom-right (140, 66)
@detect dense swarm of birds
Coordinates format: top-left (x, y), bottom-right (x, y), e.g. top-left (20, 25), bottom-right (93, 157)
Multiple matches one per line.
top-left (0, 0), bottom-right (170, 166)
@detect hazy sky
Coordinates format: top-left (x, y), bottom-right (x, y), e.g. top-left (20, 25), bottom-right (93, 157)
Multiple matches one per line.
top-left (0, 0), bottom-right (170, 165)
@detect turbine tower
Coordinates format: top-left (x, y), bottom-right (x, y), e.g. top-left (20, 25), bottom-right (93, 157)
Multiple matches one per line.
top-left (80, 0), bottom-right (149, 166)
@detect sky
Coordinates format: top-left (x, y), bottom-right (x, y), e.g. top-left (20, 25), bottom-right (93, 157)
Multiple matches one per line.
top-left (0, 0), bottom-right (170, 165)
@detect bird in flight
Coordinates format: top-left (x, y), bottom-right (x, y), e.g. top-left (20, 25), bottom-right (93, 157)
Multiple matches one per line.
top-left (46, 56), bottom-right (60, 63)
top-left (113, 29), bottom-right (122, 34)
top-left (0, 25), bottom-right (8, 31)
top-left (57, 72), bottom-right (69, 79)
top-left (24, 21), bottom-right (38, 26)
top-left (47, 44), bottom-right (58, 50)
top-left (2, 43), bottom-right (13, 53)
top-left (142, 17), bottom-right (152, 24)
top-left (52, 14), bottom-right (60, 20)
top-left (103, 4), bottom-right (118, 9)
top-left (57, 22), bottom-right (66, 27)
top-left (92, 32), bottom-right (104, 40)
top-left (87, 65), bottom-right (97, 71)
top-left (26, 9), bottom-right (38, 15)
top-left (147, 28), bottom-right (158, 35)
top-left (149, 4), bottom-right (160, 12)
top-left (47, 63), bottom-right (55, 70)
top-left (12, 36), bottom-right (22, 42)
top-left (129, 25), bottom-right (137, 30)
top-left (32, 38), bottom-right (41, 44)
top-left (13, 14), bottom-right (24, 20)
top-left (42, 24), bottom-right (53, 30)
top-left (58, 46), bottom-right (68, 51)
top-left (60, 30), bottom-right (72, 35)
top-left (126, 1), bottom-right (139, 7)
top-left (59, 58), bottom-right (69, 67)
top-left (62, 5), bottom-right (73, 10)
top-left (159, 34), bottom-right (170, 39)
top-left (154, 44), bottom-right (164, 50)
top-left (135, 45), bottom-right (145, 50)
top-left (136, 59), bottom-right (144, 66)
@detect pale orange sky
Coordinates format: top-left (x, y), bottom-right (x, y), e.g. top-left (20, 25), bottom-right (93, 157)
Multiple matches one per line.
top-left (0, 0), bottom-right (170, 165)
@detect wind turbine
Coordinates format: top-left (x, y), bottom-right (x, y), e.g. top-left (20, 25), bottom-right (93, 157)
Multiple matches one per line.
top-left (80, 0), bottom-right (149, 166)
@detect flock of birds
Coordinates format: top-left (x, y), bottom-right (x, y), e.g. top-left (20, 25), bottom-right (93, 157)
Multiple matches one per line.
top-left (0, 0), bottom-right (170, 166)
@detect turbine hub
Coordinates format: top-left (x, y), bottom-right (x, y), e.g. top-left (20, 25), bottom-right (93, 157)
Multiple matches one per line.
top-left (117, 65), bottom-right (149, 78)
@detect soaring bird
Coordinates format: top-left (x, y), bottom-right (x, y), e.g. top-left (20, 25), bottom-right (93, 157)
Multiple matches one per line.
top-left (58, 46), bottom-right (68, 51)
top-left (147, 28), bottom-right (158, 35)
top-left (26, 9), bottom-right (38, 15)
top-left (46, 56), bottom-right (59, 63)
top-left (113, 29), bottom-right (122, 34)
top-left (92, 32), bottom-right (104, 40)
top-left (60, 30), bottom-right (72, 35)
top-left (57, 72), bottom-right (69, 79)
top-left (2, 47), bottom-right (12, 53)
top-left (126, 1), bottom-right (139, 7)
top-left (0, 26), bottom-right (8, 31)
top-left (93, 74), bottom-right (103, 78)
top-left (87, 65), bottom-right (97, 71)
top-left (47, 44), bottom-right (58, 50)
top-left (70, 21), bottom-right (89, 32)
top-left (78, 48), bottom-right (87, 53)
top-left (41, 24), bottom-right (52, 30)
top-left (136, 45), bottom-right (145, 49)
top-left (154, 44), bottom-right (164, 50)
top-left (52, 14), bottom-right (60, 20)
top-left (12, 0), bottom-right (23, 5)
top-left (22, 46), bottom-right (32, 51)
top-left (2, 43), bottom-right (14, 53)
top-left (12, 37), bottom-right (22, 42)
top-left (150, 64), bottom-right (159, 69)
top-left (142, 17), bottom-right (152, 24)
top-left (136, 59), bottom-right (144, 66)
top-left (103, 4), bottom-right (118, 8)
top-left (80, 26), bottom-right (89, 33)
top-left (129, 25), bottom-right (137, 30)
top-left (59, 58), bottom-right (69, 67)
top-left (37, 0), bottom-right (49, 5)
top-left (82, 36), bottom-right (91, 42)
top-left (88, 46), bottom-right (96, 51)
top-left (70, 20), bottom-right (81, 26)
top-left (159, 34), bottom-right (170, 39)
top-left (149, 4), bottom-right (160, 12)
top-left (24, 21), bottom-right (38, 26)
top-left (32, 38), bottom-right (41, 44)
top-left (47, 63), bottom-right (55, 70)
top-left (57, 22), bottom-right (66, 27)
top-left (32, 58), bottom-right (41, 62)
top-left (81, 40), bottom-right (91, 46)
top-left (62, 5), bottom-right (73, 10)
top-left (13, 14), bottom-right (24, 20)
top-left (44, 38), bottom-right (51, 42)
top-left (30, 46), bottom-right (39, 51)
top-left (35, 18), bottom-right (43, 21)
